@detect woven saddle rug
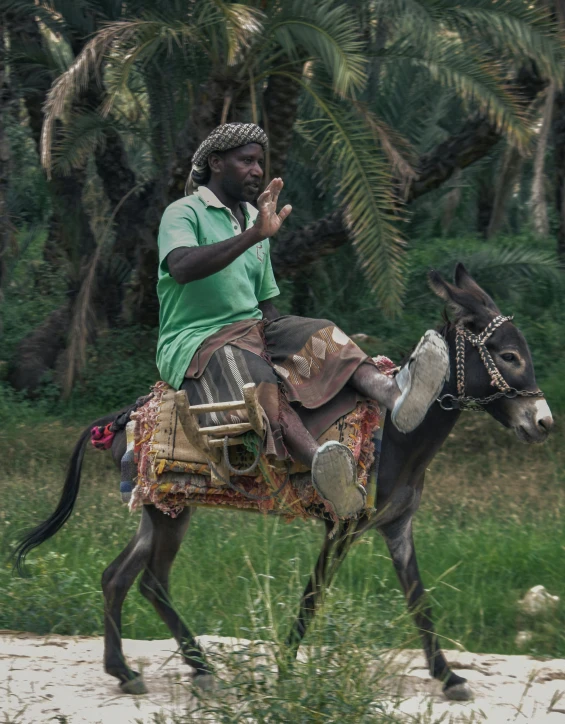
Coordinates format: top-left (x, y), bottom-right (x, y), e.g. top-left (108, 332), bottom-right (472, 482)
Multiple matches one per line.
top-left (128, 356), bottom-right (395, 522)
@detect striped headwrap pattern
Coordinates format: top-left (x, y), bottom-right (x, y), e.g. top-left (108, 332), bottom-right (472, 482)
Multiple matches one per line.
top-left (188, 123), bottom-right (269, 191)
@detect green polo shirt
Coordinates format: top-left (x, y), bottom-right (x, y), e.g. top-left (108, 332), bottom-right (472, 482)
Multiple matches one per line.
top-left (156, 186), bottom-right (280, 389)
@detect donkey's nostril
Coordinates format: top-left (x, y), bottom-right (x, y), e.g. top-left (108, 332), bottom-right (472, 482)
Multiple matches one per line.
top-left (537, 415), bottom-right (554, 433)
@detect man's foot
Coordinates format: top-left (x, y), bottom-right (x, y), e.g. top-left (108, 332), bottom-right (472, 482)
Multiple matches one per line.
top-left (311, 440), bottom-right (366, 518)
top-left (391, 330), bottom-right (449, 433)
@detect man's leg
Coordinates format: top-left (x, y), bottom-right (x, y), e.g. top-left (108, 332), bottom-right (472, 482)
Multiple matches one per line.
top-left (286, 329), bottom-right (449, 466)
top-left (283, 410), bottom-right (319, 468)
top-left (350, 363), bottom-right (400, 410)
top-left (350, 330), bottom-right (449, 434)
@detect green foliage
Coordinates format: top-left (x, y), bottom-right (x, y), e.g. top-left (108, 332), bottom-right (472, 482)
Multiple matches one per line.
top-left (65, 325), bottom-right (159, 417)
top-left (296, 91), bottom-right (407, 313)
top-left (1, 230), bottom-right (67, 362)
top-left (266, 0), bottom-right (366, 97)
top-left (5, 117), bottom-right (50, 226)
top-left (33, 0), bottom-right (564, 312)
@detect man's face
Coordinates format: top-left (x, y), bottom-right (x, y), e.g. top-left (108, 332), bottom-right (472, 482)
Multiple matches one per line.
top-left (211, 143), bottom-right (264, 202)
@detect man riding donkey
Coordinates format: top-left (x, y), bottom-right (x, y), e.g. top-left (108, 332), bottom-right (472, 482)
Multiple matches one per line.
top-left (157, 122), bottom-right (450, 518)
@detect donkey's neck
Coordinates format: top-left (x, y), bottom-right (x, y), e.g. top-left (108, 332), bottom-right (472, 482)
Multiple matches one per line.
top-left (377, 327), bottom-right (461, 504)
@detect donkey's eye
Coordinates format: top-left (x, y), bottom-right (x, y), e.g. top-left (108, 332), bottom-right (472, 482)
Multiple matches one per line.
top-left (501, 353), bottom-right (516, 362)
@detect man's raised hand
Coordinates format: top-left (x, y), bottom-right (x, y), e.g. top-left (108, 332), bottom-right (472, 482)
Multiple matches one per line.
top-left (255, 178), bottom-right (292, 239)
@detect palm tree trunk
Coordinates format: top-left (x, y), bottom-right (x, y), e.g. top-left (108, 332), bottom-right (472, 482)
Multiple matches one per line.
top-left (441, 169), bottom-right (462, 235)
top-left (126, 74), bottom-right (249, 326)
top-left (8, 304), bottom-right (71, 393)
top-left (164, 74), bottom-right (247, 205)
top-left (262, 61), bottom-right (302, 181)
top-left (9, 13), bottom-right (98, 265)
top-left (486, 146), bottom-right (523, 239)
top-left (530, 84), bottom-right (555, 238)
top-left (271, 211), bottom-right (347, 278)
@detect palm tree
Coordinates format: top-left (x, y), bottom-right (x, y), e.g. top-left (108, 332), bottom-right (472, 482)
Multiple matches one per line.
top-left (5, 0), bottom-right (564, 393)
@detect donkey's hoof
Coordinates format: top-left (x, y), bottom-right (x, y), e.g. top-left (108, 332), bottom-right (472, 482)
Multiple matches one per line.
top-left (120, 676), bottom-right (148, 695)
top-left (443, 681), bottom-right (473, 701)
top-left (193, 673), bottom-right (216, 692)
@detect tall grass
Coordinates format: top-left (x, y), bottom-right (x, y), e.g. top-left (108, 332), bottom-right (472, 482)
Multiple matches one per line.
top-left (1, 413), bottom-right (564, 659)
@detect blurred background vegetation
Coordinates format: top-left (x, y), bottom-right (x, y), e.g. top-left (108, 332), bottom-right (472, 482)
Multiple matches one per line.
top-left (2, 0), bottom-right (565, 415)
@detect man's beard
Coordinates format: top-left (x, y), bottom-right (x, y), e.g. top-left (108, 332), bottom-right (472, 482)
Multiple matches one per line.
top-left (223, 177), bottom-right (259, 203)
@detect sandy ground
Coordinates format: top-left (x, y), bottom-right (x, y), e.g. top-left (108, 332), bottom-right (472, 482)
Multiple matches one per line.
top-left (2, 631), bottom-right (565, 723)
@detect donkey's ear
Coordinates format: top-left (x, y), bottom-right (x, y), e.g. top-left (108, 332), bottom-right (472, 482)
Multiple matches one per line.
top-left (428, 269), bottom-right (470, 319)
top-left (428, 269), bottom-right (456, 304)
top-left (428, 268), bottom-right (495, 324)
top-left (454, 263), bottom-right (499, 313)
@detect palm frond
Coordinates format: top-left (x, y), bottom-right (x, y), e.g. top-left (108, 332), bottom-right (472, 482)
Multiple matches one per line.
top-left (461, 246), bottom-right (563, 293)
top-left (292, 78), bottom-right (407, 314)
top-left (381, 34), bottom-right (531, 149)
top-left (52, 113), bottom-right (107, 176)
top-left (268, 0), bottom-right (366, 98)
top-left (199, 0), bottom-right (264, 66)
top-left (430, 0), bottom-right (565, 83)
top-left (351, 101), bottom-right (418, 186)
top-left (51, 111), bottom-right (147, 176)
top-left (40, 17), bottom-right (203, 175)
top-left (4, 0), bottom-right (68, 35)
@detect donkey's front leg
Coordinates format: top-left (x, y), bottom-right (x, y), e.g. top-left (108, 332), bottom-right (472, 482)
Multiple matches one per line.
top-left (285, 520), bottom-right (358, 662)
top-left (380, 514), bottom-right (473, 701)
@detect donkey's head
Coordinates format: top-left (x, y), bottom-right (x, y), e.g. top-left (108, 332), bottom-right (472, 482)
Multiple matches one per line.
top-left (428, 263), bottom-right (553, 443)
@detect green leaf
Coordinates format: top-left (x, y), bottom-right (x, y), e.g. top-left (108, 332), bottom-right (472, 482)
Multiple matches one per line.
top-left (291, 77), bottom-right (407, 314)
top-left (267, 0), bottom-right (366, 97)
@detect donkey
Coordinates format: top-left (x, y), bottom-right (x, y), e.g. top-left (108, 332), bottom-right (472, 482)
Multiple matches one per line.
top-left (14, 265), bottom-right (553, 701)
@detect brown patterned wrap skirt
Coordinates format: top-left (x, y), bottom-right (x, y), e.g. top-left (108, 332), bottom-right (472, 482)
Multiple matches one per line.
top-left (181, 316), bottom-right (375, 460)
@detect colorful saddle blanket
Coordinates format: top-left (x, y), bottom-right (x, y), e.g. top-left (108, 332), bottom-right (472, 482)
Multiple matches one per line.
top-left (127, 366), bottom-right (393, 522)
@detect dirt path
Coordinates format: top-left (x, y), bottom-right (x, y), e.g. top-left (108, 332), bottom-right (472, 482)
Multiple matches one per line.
top-left (2, 631), bottom-right (565, 723)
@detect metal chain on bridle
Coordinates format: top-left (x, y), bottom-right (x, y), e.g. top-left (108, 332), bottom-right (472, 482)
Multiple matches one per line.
top-left (438, 314), bottom-right (544, 412)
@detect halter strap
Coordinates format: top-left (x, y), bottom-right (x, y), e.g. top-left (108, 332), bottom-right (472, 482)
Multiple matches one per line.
top-left (438, 315), bottom-right (544, 412)
top-left (455, 315), bottom-right (513, 397)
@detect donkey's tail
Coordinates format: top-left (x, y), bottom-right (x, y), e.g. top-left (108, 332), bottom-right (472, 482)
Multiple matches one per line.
top-left (13, 411), bottom-right (121, 574)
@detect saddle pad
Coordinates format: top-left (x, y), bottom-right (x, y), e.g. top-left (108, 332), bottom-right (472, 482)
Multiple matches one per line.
top-left (128, 381), bottom-right (384, 521)
top-left (148, 383), bottom-right (374, 474)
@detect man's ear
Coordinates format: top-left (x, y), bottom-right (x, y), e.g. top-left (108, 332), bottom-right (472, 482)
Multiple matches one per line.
top-left (208, 152), bottom-right (224, 175)
top-left (453, 263), bottom-right (499, 312)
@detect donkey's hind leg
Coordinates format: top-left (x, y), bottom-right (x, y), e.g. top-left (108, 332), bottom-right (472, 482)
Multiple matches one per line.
top-left (139, 505), bottom-right (213, 686)
top-left (102, 507), bottom-right (153, 693)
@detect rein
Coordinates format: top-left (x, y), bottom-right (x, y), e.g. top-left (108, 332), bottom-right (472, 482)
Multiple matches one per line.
top-left (438, 315), bottom-right (544, 412)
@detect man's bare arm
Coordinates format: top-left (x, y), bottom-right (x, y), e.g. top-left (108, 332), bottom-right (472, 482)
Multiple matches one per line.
top-left (259, 299), bottom-right (281, 321)
top-left (167, 228), bottom-right (261, 284)
top-left (167, 178), bottom-right (292, 285)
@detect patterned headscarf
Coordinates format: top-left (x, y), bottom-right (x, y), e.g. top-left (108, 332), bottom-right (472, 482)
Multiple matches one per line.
top-left (186, 122), bottom-right (269, 193)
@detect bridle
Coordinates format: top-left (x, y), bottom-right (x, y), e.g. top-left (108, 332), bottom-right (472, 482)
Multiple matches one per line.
top-left (437, 314), bottom-right (544, 412)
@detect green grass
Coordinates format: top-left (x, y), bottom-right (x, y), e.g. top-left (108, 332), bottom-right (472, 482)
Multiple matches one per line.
top-left (1, 413), bottom-right (564, 661)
